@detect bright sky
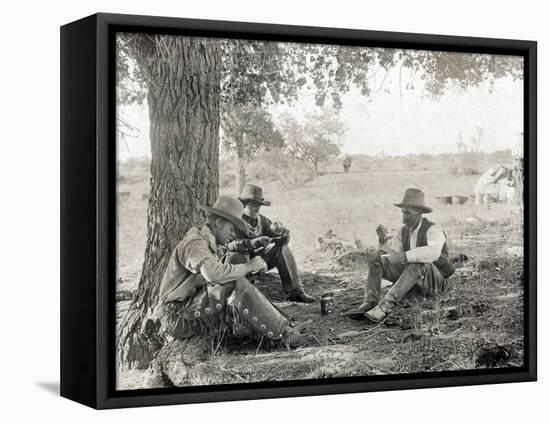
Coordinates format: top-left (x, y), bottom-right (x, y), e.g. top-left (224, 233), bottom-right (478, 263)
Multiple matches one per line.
top-left (116, 55), bottom-right (524, 161)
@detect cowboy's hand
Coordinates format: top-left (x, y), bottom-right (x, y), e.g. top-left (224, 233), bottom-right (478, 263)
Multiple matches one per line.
top-left (251, 236), bottom-right (272, 249)
top-left (388, 251), bottom-right (407, 265)
top-left (248, 256), bottom-right (268, 275)
top-left (270, 221), bottom-right (285, 235)
top-left (376, 224), bottom-right (389, 243)
top-left (227, 240), bottom-right (249, 252)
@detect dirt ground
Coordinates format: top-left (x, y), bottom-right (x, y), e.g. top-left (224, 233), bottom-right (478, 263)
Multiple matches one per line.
top-left (116, 155), bottom-right (524, 389)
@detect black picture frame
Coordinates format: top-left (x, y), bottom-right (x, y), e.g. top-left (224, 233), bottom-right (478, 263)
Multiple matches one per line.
top-left (60, 12), bottom-right (537, 409)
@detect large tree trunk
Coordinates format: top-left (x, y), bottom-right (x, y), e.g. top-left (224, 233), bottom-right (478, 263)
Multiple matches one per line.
top-left (117, 35), bottom-right (222, 369)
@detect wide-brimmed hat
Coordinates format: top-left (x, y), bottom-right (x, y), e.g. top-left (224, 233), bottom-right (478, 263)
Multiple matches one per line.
top-left (238, 184), bottom-right (271, 206)
top-left (198, 196), bottom-right (247, 232)
top-left (394, 188), bottom-right (432, 214)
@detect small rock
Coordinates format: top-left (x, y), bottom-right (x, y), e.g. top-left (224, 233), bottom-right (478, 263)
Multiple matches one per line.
top-left (429, 326), bottom-right (442, 336)
top-left (403, 332), bottom-right (422, 342)
top-left (446, 308), bottom-right (460, 321)
top-left (474, 344), bottom-right (511, 367)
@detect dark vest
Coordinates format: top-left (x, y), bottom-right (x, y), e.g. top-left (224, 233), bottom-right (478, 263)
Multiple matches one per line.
top-left (401, 217), bottom-right (455, 278)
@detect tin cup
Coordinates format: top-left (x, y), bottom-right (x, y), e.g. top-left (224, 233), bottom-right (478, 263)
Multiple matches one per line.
top-left (320, 292), bottom-right (335, 316)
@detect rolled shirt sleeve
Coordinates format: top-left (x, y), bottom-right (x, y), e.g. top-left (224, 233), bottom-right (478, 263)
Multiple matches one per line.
top-left (405, 225), bottom-right (446, 263)
top-left (199, 257), bottom-right (251, 284)
top-left (177, 239), bottom-right (212, 273)
top-left (179, 238), bottom-right (251, 284)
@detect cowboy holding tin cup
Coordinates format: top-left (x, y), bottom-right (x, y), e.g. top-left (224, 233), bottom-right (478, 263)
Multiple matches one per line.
top-left (345, 188), bottom-right (456, 322)
top-left (225, 184), bottom-right (316, 303)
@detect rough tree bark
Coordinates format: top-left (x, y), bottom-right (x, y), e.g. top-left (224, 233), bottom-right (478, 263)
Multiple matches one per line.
top-left (117, 35), bottom-right (222, 369)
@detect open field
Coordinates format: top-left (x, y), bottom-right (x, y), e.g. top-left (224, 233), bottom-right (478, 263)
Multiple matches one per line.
top-left (116, 154), bottom-right (524, 389)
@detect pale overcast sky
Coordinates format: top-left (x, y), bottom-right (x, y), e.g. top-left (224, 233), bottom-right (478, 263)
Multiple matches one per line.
top-left (116, 52), bottom-right (523, 161)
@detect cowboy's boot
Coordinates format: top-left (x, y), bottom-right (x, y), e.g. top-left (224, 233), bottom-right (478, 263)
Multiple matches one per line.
top-left (282, 326), bottom-right (310, 348)
top-left (366, 263), bottom-right (427, 322)
top-left (364, 305), bottom-right (387, 323)
top-left (345, 253), bottom-right (383, 320)
top-left (277, 245), bottom-right (315, 303)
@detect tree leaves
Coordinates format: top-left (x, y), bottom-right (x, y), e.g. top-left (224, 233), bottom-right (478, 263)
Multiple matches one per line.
top-left (116, 34), bottom-right (524, 163)
top-left (279, 110), bottom-right (346, 174)
top-left (117, 34), bottom-right (523, 109)
top-left (221, 105), bottom-right (284, 160)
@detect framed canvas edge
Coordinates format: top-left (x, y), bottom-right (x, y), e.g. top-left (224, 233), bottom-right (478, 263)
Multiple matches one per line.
top-left (60, 14), bottom-right (99, 409)
top-left (525, 41), bottom-right (537, 383)
top-left (83, 12), bottom-right (537, 409)
top-left (97, 370), bottom-right (536, 409)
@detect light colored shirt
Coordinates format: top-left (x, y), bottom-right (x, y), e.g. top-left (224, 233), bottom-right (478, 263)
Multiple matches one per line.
top-left (390, 222), bottom-right (447, 264)
top-left (158, 225), bottom-right (250, 303)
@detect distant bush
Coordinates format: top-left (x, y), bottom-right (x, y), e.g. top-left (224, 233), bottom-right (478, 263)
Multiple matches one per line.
top-left (487, 149), bottom-right (513, 164)
top-left (449, 163), bottom-right (481, 176)
top-left (220, 150), bottom-right (316, 189)
top-left (347, 155), bottom-right (371, 171)
top-left (462, 167), bottom-right (482, 176)
top-left (247, 149), bottom-right (316, 188)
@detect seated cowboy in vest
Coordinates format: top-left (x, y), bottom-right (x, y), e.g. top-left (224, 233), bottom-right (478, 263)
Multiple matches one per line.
top-left (156, 195), bottom-right (309, 347)
top-left (225, 184), bottom-right (315, 303)
top-left (345, 188), bottom-right (456, 323)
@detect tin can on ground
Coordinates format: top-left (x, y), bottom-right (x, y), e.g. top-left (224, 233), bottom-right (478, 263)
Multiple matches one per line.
top-left (321, 292), bottom-right (334, 316)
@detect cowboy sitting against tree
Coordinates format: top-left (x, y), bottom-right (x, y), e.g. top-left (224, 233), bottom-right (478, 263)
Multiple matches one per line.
top-left (225, 184), bottom-right (315, 303)
top-left (345, 188), bottom-right (456, 322)
top-left (156, 195), bottom-right (309, 347)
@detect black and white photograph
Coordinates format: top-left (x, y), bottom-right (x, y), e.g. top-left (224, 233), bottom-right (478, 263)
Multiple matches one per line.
top-left (114, 32), bottom-right (527, 390)
top-left (4, 0), bottom-right (549, 419)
